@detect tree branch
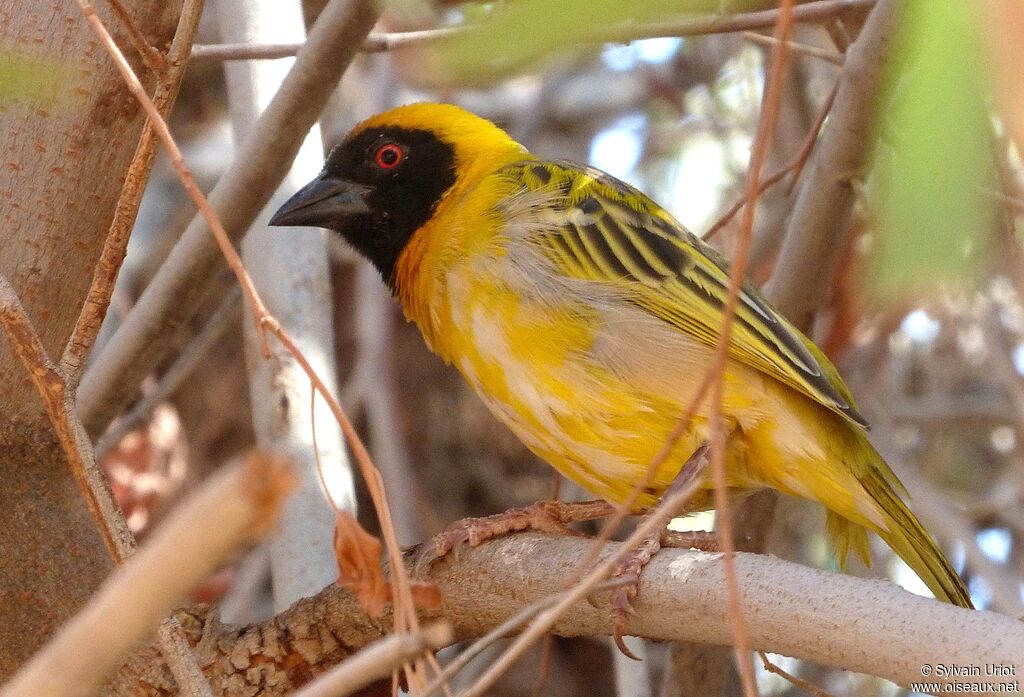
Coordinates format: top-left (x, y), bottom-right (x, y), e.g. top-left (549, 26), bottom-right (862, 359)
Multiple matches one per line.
top-left (4, 454), bottom-right (294, 697)
top-left (76, 0), bottom-right (382, 438)
top-left (59, 0), bottom-right (204, 387)
top-left (108, 534), bottom-right (1022, 696)
top-left (190, 0), bottom-right (875, 62)
top-left (218, 0), bottom-right (353, 611)
top-left (764, 0), bottom-right (900, 324)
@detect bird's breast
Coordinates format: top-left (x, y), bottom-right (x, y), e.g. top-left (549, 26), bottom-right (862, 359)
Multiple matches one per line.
top-left (435, 258), bottom-right (722, 504)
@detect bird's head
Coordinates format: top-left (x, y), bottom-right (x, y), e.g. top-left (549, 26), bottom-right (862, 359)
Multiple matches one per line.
top-left (270, 102), bottom-right (528, 283)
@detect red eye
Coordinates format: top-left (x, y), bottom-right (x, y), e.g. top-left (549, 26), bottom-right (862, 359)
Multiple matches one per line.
top-left (374, 143), bottom-right (404, 170)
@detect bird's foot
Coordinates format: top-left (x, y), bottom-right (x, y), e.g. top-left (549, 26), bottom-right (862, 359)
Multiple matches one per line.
top-left (424, 499), bottom-right (617, 563)
top-left (609, 530), bottom-right (662, 660)
top-left (607, 442), bottom-right (712, 659)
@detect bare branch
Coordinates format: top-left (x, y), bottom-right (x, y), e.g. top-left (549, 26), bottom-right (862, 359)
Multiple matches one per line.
top-left (218, 0), bottom-right (352, 610)
top-left (60, 0), bottom-right (204, 386)
top-left (742, 31), bottom-right (845, 65)
top-left (77, 0), bottom-right (382, 437)
top-left (4, 454), bottom-right (294, 697)
top-left (95, 286), bottom-right (241, 460)
top-left (109, 534), bottom-right (1024, 695)
top-left (765, 0), bottom-right (901, 323)
top-left (105, 0), bottom-right (168, 75)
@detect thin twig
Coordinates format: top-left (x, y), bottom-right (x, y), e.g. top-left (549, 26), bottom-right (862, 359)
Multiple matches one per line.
top-left (95, 285), bottom-right (241, 460)
top-left (105, 0), bottom-right (168, 74)
top-left (189, 0), bottom-right (875, 62)
top-left (742, 31), bottom-right (845, 65)
top-left (784, 77), bottom-right (841, 195)
top-left (703, 3), bottom-right (797, 695)
top-left (4, 454), bottom-right (294, 697)
top-left (757, 652), bottom-right (840, 697)
top-left (74, 0), bottom-right (419, 651)
top-left (292, 624), bottom-right (453, 697)
top-left (61, 0), bottom-right (203, 387)
top-left (703, 76), bottom-right (840, 241)
top-left (191, 27), bottom-right (465, 60)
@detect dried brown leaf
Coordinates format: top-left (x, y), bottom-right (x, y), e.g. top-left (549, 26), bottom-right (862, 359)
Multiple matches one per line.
top-left (334, 510), bottom-right (389, 617)
top-left (333, 512), bottom-right (443, 617)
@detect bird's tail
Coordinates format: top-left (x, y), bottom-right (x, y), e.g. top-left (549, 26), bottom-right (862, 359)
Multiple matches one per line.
top-left (830, 459), bottom-right (973, 609)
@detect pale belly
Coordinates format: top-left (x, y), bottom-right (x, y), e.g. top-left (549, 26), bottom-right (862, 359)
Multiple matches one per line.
top-left (444, 303), bottom-right (746, 508)
top-left (438, 272), bottom-right (846, 512)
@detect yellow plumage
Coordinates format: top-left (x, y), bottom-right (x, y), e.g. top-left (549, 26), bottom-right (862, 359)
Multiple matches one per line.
top-left (279, 102), bottom-right (973, 609)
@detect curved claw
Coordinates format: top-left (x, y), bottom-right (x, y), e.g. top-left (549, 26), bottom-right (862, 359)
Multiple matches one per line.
top-left (613, 631), bottom-right (642, 661)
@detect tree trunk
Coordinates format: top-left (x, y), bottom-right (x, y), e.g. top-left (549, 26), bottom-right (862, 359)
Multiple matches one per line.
top-left (0, 0), bottom-right (184, 675)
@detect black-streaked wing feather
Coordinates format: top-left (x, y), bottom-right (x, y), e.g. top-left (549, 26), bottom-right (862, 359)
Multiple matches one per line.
top-left (499, 160), bottom-right (869, 430)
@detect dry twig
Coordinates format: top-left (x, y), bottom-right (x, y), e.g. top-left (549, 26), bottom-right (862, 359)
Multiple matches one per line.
top-left (742, 31), bottom-right (845, 65)
top-left (74, 0), bottom-right (420, 665)
top-left (757, 652), bottom-right (839, 697)
top-left (292, 623), bottom-right (453, 697)
top-left (703, 76), bottom-right (841, 241)
top-left (60, 0), bottom-right (203, 386)
top-left (76, 0), bottom-right (381, 437)
top-left (95, 286), bottom-right (241, 460)
top-left (701, 4), bottom-right (797, 695)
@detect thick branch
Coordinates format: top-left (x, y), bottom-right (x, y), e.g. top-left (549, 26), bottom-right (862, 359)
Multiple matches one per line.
top-left (110, 534), bottom-right (1023, 696)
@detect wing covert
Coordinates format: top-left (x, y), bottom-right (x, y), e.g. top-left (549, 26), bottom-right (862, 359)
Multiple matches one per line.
top-left (495, 160), bottom-right (869, 430)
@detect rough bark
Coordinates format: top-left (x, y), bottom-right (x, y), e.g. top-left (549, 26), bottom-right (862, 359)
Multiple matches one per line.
top-left (107, 534), bottom-right (1023, 697)
top-left (0, 0), bottom-right (184, 676)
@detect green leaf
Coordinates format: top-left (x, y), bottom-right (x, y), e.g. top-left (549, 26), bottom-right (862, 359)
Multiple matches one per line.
top-left (432, 0), bottom-right (759, 83)
top-left (867, 0), bottom-right (993, 298)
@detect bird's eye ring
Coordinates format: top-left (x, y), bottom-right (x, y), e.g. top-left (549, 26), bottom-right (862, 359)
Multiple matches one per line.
top-left (373, 142), bottom-right (404, 170)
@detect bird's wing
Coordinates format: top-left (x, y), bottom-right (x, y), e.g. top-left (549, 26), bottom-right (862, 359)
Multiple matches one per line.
top-left (493, 160), bottom-right (868, 430)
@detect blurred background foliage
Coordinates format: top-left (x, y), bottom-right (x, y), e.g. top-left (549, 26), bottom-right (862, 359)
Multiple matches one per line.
top-left (868, 0), bottom-right (994, 298)
top-left (93, 0), bottom-right (1024, 695)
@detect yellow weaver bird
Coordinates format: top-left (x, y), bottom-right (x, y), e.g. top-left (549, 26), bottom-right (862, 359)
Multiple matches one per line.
top-left (271, 102), bottom-right (972, 609)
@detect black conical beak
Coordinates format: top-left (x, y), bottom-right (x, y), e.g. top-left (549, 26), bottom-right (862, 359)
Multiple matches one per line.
top-left (269, 175), bottom-right (372, 228)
